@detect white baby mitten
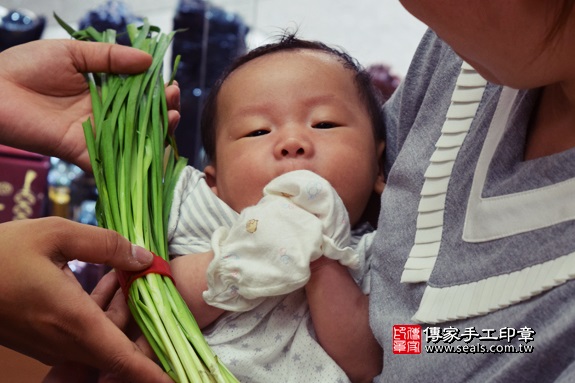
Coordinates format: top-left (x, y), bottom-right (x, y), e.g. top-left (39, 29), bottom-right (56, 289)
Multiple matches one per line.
top-left (203, 170), bottom-right (358, 312)
top-left (263, 170), bottom-right (359, 268)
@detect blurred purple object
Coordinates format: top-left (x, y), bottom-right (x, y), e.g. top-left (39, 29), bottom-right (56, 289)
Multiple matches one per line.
top-left (69, 259), bottom-right (110, 294)
top-left (79, 0), bottom-right (143, 46)
top-left (0, 7), bottom-right (45, 52)
top-left (172, 0), bottom-right (249, 168)
top-left (367, 64), bottom-right (401, 102)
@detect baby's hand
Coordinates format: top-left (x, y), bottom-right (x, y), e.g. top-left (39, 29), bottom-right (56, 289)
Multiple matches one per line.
top-left (203, 170), bottom-right (358, 312)
top-left (203, 187), bottom-right (324, 311)
top-left (263, 170), bottom-right (359, 269)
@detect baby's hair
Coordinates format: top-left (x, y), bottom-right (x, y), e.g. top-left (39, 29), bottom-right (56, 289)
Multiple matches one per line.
top-left (200, 33), bottom-right (385, 163)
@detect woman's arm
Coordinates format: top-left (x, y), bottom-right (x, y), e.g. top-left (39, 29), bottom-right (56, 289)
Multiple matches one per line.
top-left (305, 257), bottom-right (382, 383)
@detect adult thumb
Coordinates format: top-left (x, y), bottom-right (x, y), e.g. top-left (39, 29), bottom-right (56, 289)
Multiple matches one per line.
top-left (39, 217), bottom-right (154, 271)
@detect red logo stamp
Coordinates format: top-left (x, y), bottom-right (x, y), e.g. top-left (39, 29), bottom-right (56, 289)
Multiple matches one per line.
top-left (393, 325), bottom-right (421, 354)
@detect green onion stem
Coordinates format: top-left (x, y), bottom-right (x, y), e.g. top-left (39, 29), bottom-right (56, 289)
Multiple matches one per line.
top-left (56, 14), bottom-right (239, 383)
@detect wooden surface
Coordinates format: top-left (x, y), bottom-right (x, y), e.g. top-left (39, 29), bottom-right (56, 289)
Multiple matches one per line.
top-left (0, 346), bottom-right (49, 383)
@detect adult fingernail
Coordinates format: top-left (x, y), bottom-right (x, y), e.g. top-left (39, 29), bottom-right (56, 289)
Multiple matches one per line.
top-left (131, 244), bottom-right (154, 265)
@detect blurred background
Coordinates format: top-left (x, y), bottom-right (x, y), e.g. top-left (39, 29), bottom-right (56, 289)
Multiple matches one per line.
top-left (17, 0), bottom-right (426, 165)
top-left (0, 0), bottom-right (425, 380)
top-left (15, 0), bottom-right (425, 74)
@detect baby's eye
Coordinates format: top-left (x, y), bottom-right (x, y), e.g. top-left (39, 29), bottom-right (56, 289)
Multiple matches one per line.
top-left (246, 129), bottom-right (269, 137)
top-left (312, 121), bottom-right (338, 129)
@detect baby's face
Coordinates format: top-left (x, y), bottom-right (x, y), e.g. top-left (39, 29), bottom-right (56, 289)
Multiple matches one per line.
top-left (205, 49), bottom-right (383, 225)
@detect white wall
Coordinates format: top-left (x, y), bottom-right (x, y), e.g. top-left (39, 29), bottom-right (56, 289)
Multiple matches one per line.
top-left (4, 0), bottom-right (426, 77)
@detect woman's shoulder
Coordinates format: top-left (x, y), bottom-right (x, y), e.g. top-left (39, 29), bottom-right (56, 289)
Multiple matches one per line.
top-left (382, 29), bottom-right (463, 174)
top-left (403, 29), bottom-right (462, 97)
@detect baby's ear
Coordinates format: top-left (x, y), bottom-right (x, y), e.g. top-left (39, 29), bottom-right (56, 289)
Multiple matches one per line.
top-left (203, 165), bottom-right (219, 196)
top-left (374, 174), bottom-right (385, 195)
top-left (373, 141), bottom-right (386, 195)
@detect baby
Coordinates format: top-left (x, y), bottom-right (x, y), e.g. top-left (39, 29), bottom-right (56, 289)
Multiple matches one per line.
top-left (168, 35), bottom-right (385, 383)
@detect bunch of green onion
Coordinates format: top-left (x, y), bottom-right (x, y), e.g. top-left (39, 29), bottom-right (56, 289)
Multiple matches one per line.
top-left (55, 15), bottom-right (238, 383)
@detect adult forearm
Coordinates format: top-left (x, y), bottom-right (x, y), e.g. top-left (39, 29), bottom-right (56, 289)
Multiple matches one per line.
top-left (305, 259), bottom-right (382, 383)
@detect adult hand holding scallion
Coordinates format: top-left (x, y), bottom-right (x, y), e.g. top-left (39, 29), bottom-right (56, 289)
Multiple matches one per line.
top-left (54, 14), bottom-right (238, 383)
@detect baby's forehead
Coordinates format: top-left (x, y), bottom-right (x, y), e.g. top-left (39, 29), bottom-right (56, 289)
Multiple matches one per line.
top-left (234, 48), bottom-right (355, 78)
top-left (220, 50), bottom-right (360, 107)
top-left (218, 50), bottom-right (363, 111)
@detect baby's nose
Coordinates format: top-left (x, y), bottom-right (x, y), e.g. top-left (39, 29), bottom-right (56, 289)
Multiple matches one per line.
top-left (276, 136), bottom-right (313, 158)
